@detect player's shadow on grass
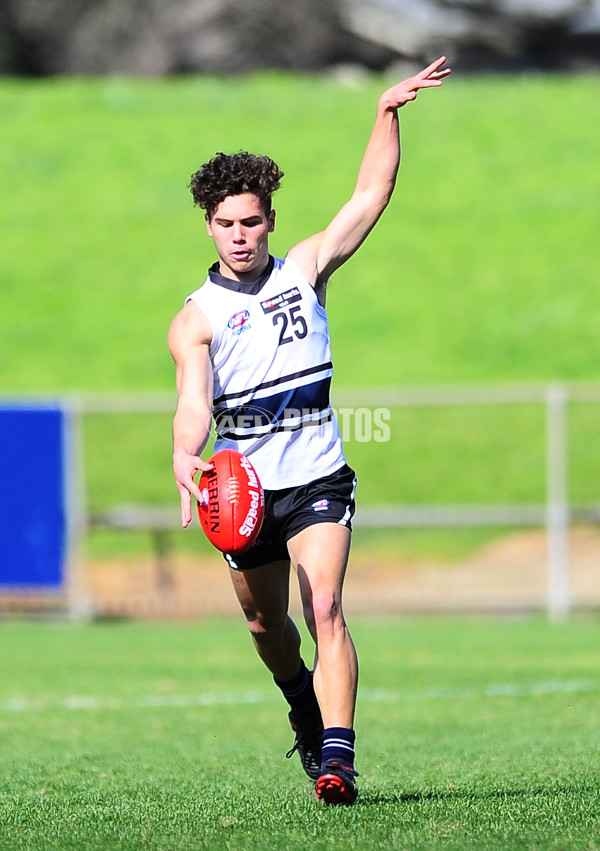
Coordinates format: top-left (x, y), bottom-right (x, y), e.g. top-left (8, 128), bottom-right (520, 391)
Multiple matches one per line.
top-left (358, 785), bottom-right (589, 806)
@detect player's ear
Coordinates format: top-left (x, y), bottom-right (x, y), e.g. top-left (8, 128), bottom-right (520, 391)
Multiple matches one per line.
top-left (205, 212), bottom-right (213, 237)
top-left (268, 210), bottom-right (276, 233)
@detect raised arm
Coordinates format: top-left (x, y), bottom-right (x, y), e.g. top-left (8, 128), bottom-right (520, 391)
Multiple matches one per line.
top-left (168, 302), bottom-right (214, 527)
top-left (287, 56), bottom-right (451, 288)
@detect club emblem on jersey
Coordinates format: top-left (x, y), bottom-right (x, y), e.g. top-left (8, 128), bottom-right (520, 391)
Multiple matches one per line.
top-left (227, 310), bottom-right (251, 336)
top-left (311, 499), bottom-right (330, 512)
top-left (260, 287), bottom-right (302, 314)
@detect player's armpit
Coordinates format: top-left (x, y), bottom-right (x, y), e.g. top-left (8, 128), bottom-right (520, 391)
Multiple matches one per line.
top-left (288, 191), bottom-right (381, 286)
top-left (286, 233), bottom-right (323, 287)
top-left (287, 204), bottom-right (375, 287)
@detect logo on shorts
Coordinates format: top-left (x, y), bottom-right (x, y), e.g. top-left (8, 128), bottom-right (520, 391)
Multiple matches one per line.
top-left (227, 310), bottom-right (251, 336)
top-left (311, 499), bottom-right (329, 512)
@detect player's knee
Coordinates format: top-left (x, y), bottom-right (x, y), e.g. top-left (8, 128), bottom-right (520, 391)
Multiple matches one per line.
top-left (245, 610), bottom-right (287, 642)
top-left (311, 590), bottom-right (343, 632)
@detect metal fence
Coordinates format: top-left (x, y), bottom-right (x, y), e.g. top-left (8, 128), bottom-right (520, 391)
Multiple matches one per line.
top-left (65, 381), bottom-right (600, 620)
top-left (6, 382), bottom-right (598, 619)
top-left (333, 382), bottom-right (598, 621)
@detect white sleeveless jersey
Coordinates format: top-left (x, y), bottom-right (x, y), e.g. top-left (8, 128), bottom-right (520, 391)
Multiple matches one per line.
top-left (186, 255), bottom-right (346, 490)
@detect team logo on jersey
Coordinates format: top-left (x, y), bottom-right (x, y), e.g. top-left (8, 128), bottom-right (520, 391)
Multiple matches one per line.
top-left (311, 499), bottom-right (330, 512)
top-left (260, 287), bottom-right (302, 314)
top-left (227, 310), bottom-right (251, 336)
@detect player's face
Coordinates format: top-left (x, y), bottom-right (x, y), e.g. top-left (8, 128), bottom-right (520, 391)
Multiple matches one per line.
top-left (206, 193), bottom-right (275, 281)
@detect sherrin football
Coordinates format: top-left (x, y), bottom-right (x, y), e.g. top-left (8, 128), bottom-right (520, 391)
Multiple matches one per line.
top-left (197, 449), bottom-right (264, 554)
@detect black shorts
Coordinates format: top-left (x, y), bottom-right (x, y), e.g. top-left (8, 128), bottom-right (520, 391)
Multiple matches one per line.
top-left (224, 463), bottom-right (357, 571)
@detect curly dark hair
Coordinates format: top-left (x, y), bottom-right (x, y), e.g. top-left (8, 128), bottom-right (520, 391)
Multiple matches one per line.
top-left (189, 151), bottom-right (284, 219)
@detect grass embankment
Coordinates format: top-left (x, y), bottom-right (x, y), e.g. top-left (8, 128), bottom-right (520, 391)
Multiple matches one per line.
top-left (1, 73), bottom-right (598, 558)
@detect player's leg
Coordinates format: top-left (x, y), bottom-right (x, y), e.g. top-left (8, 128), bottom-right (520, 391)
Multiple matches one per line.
top-left (287, 522), bottom-right (357, 727)
top-left (228, 559), bottom-right (300, 681)
top-left (228, 559), bottom-right (324, 780)
top-left (287, 521), bottom-right (359, 804)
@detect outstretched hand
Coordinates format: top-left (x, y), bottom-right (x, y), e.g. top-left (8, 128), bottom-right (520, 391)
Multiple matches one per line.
top-left (382, 56), bottom-right (451, 109)
top-left (173, 447), bottom-right (214, 528)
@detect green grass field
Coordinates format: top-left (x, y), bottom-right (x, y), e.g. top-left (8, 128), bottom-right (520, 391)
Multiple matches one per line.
top-left (1, 72), bottom-right (600, 557)
top-left (1, 616), bottom-right (599, 849)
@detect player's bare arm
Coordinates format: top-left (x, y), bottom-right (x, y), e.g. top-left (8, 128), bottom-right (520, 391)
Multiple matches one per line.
top-left (288, 56), bottom-right (451, 288)
top-left (169, 302), bottom-right (215, 527)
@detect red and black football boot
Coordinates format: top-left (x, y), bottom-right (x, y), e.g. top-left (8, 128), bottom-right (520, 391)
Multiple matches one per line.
top-left (285, 709), bottom-right (324, 781)
top-left (315, 760), bottom-right (359, 806)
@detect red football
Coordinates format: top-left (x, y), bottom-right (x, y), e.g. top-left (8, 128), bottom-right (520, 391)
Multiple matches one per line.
top-left (197, 449), bottom-right (264, 554)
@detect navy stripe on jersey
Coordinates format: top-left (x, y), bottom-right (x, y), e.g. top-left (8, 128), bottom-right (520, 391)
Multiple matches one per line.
top-left (218, 410), bottom-right (333, 441)
top-left (213, 361), bottom-right (333, 406)
top-left (214, 376), bottom-right (332, 439)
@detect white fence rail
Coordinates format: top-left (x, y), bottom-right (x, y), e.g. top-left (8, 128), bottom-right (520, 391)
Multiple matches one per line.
top-left (12, 382), bottom-right (599, 620)
top-left (73, 381), bottom-right (600, 620)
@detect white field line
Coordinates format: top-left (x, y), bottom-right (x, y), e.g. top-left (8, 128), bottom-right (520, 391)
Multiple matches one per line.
top-left (0, 679), bottom-right (599, 713)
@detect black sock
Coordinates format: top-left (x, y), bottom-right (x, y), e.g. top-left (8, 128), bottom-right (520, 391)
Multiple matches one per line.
top-left (273, 659), bottom-right (320, 720)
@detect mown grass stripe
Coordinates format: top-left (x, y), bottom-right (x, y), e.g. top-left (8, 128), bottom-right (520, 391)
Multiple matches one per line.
top-left (2, 679), bottom-right (598, 713)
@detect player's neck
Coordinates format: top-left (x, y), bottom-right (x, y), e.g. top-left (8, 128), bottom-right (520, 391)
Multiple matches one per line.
top-left (217, 255), bottom-right (272, 284)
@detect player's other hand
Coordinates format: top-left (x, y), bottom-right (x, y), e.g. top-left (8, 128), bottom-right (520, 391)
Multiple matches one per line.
top-left (173, 448), bottom-right (214, 527)
top-left (381, 56), bottom-right (451, 110)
